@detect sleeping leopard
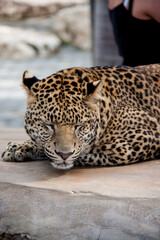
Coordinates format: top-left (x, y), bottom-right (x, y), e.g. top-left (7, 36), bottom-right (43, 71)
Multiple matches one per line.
top-left (2, 64), bottom-right (160, 170)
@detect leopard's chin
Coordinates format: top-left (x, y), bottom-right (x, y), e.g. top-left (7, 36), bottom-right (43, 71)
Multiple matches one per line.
top-left (50, 161), bottom-right (74, 170)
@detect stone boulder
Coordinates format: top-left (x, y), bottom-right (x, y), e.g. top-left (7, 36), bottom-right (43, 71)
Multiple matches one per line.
top-left (0, 0), bottom-right (88, 20)
top-left (0, 26), bottom-right (61, 59)
top-left (52, 5), bottom-right (91, 51)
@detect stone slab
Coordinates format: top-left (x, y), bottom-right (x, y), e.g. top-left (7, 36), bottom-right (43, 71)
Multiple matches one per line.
top-left (0, 128), bottom-right (160, 239)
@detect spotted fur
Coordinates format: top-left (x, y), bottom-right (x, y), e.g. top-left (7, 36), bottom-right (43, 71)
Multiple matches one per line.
top-left (2, 64), bottom-right (160, 170)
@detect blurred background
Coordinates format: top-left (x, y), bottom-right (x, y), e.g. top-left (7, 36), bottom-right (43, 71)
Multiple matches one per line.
top-left (0, 0), bottom-right (121, 127)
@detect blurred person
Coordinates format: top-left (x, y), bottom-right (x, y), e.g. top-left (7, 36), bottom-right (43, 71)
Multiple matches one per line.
top-left (108, 0), bottom-right (160, 66)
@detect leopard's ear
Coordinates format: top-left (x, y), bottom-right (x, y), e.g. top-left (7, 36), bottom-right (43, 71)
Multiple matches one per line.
top-left (22, 70), bottom-right (40, 105)
top-left (86, 80), bottom-right (104, 103)
top-left (85, 79), bottom-right (105, 110)
top-left (22, 70), bottom-right (40, 92)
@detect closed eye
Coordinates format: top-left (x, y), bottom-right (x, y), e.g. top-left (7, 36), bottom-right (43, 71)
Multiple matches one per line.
top-left (39, 118), bottom-right (55, 135)
top-left (74, 125), bottom-right (81, 131)
top-left (74, 120), bottom-right (93, 131)
top-left (46, 124), bottom-right (55, 132)
top-left (74, 123), bottom-right (85, 131)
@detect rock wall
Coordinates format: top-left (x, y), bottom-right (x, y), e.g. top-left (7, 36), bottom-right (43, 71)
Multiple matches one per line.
top-left (52, 5), bottom-right (91, 51)
top-left (0, 0), bottom-right (87, 20)
top-left (0, 26), bottom-right (61, 59)
top-left (0, 0), bottom-right (91, 59)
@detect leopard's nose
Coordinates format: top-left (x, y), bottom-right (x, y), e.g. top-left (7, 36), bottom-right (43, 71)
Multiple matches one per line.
top-left (55, 150), bottom-right (74, 160)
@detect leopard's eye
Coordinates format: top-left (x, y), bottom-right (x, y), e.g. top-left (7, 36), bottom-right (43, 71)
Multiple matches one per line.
top-left (74, 125), bottom-right (81, 137)
top-left (45, 124), bottom-right (55, 139)
top-left (39, 118), bottom-right (55, 135)
top-left (74, 125), bottom-right (81, 131)
top-left (47, 124), bottom-right (55, 133)
top-left (74, 123), bottom-right (85, 132)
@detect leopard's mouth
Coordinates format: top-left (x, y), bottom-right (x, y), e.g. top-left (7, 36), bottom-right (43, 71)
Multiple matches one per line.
top-left (50, 160), bottom-right (74, 170)
top-left (45, 148), bottom-right (75, 170)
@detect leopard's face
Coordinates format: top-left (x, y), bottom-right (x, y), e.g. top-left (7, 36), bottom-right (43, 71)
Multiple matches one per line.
top-left (23, 69), bottom-right (102, 169)
top-left (24, 102), bottom-right (99, 169)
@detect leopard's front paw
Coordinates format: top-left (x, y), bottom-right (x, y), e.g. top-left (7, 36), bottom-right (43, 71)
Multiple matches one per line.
top-left (1, 141), bottom-right (43, 162)
top-left (1, 142), bottom-right (24, 162)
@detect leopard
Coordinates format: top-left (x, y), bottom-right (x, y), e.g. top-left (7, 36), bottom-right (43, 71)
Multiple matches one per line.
top-left (2, 64), bottom-right (160, 170)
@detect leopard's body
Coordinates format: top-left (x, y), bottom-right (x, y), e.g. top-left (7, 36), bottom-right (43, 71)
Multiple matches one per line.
top-left (2, 64), bottom-right (160, 170)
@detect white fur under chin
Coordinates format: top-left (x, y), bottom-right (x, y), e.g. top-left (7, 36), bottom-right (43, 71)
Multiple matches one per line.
top-left (50, 161), bottom-right (74, 170)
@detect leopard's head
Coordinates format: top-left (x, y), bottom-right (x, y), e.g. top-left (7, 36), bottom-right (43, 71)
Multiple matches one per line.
top-left (22, 69), bottom-right (104, 170)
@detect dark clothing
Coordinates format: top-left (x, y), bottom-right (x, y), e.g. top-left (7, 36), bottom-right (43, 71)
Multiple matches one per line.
top-left (109, 0), bottom-right (160, 66)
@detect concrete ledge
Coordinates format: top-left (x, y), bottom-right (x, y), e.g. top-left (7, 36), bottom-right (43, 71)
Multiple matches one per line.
top-left (0, 128), bottom-right (160, 240)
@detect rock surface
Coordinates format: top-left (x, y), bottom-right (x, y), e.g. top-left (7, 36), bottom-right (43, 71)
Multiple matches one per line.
top-left (0, 0), bottom-right (87, 20)
top-left (0, 233), bottom-right (30, 240)
top-left (0, 1), bottom-right (91, 59)
top-left (0, 26), bottom-right (61, 59)
top-left (52, 5), bottom-right (91, 50)
top-left (0, 128), bottom-right (160, 240)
